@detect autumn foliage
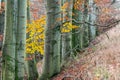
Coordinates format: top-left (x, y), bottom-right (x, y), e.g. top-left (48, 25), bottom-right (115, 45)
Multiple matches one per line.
top-left (26, 16), bottom-right (79, 55)
top-left (26, 0), bottom-right (118, 55)
top-left (26, 15), bottom-right (45, 55)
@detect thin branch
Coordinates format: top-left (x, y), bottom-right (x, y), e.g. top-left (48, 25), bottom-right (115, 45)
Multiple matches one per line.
top-left (62, 19), bottom-right (120, 27)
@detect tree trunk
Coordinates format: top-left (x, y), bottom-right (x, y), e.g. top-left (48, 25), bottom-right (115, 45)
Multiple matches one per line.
top-left (15, 0), bottom-right (27, 80)
top-left (61, 0), bottom-right (73, 65)
top-left (88, 0), bottom-right (97, 41)
top-left (2, 0), bottom-right (16, 80)
top-left (26, 0), bottom-right (38, 79)
top-left (72, 0), bottom-right (83, 52)
top-left (83, 0), bottom-right (89, 47)
top-left (0, 0), bottom-right (4, 50)
top-left (39, 0), bottom-right (61, 79)
top-left (0, 9), bottom-right (4, 35)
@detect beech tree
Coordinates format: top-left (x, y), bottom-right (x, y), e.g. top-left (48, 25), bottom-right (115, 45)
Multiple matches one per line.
top-left (15, 0), bottom-right (27, 79)
top-left (1, 0), bottom-right (117, 80)
top-left (72, 0), bottom-right (83, 50)
top-left (82, 0), bottom-right (89, 47)
top-left (0, 0), bottom-right (4, 49)
top-left (61, 0), bottom-right (73, 64)
top-left (2, 0), bottom-right (16, 79)
top-left (88, 0), bottom-right (97, 41)
top-left (0, 0), bottom-right (4, 34)
top-left (39, 0), bottom-right (61, 79)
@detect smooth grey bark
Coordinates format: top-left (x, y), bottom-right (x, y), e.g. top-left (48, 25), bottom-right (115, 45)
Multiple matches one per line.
top-left (0, 9), bottom-right (4, 34)
top-left (0, 5), bottom-right (4, 50)
top-left (15, 0), bottom-right (27, 80)
top-left (39, 0), bottom-right (61, 79)
top-left (72, 0), bottom-right (83, 51)
top-left (88, 0), bottom-right (97, 41)
top-left (61, 0), bottom-right (73, 65)
top-left (2, 0), bottom-right (16, 80)
top-left (27, 56), bottom-right (38, 80)
top-left (83, 0), bottom-right (89, 47)
top-left (0, 0), bottom-right (5, 48)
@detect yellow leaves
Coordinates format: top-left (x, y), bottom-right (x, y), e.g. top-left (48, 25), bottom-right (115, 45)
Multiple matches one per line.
top-left (61, 22), bottom-right (79, 33)
top-left (72, 25), bottom-right (79, 29)
top-left (38, 46), bottom-right (44, 55)
top-left (61, 29), bottom-right (70, 33)
top-left (26, 15), bottom-right (46, 55)
top-left (39, 34), bottom-right (44, 39)
top-left (26, 48), bottom-right (31, 53)
top-left (61, 22), bottom-right (71, 32)
top-left (26, 15), bottom-right (79, 54)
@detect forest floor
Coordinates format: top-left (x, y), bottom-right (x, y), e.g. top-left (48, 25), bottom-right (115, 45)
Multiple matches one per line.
top-left (51, 24), bottom-right (120, 80)
top-left (0, 23), bottom-right (120, 80)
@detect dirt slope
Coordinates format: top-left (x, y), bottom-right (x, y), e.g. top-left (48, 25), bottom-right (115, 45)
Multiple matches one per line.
top-left (52, 24), bottom-right (120, 80)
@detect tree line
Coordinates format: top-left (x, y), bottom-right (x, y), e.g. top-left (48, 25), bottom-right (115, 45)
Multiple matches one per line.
top-left (0, 0), bottom-right (118, 80)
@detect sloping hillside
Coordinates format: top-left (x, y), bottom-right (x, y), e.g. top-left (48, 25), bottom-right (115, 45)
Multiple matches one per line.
top-left (52, 24), bottom-right (120, 80)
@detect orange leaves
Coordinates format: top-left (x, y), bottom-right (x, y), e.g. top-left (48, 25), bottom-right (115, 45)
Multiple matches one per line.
top-left (0, 2), bottom-right (5, 14)
top-left (61, 1), bottom-right (73, 11)
top-left (24, 55), bottom-right (34, 61)
top-left (0, 35), bottom-right (3, 41)
top-left (101, 7), bottom-right (112, 14)
top-left (94, 0), bottom-right (115, 25)
top-left (56, 18), bottom-right (62, 22)
top-left (94, 0), bottom-right (110, 5)
top-left (24, 56), bottom-right (33, 61)
top-left (74, 0), bottom-right (84, 10)
top-left (30, 0), bottom-right (45, 20)
top-left (1, 2), bottom-right (5, 8)
top-left (61, 2), bottom-right (69, 11)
